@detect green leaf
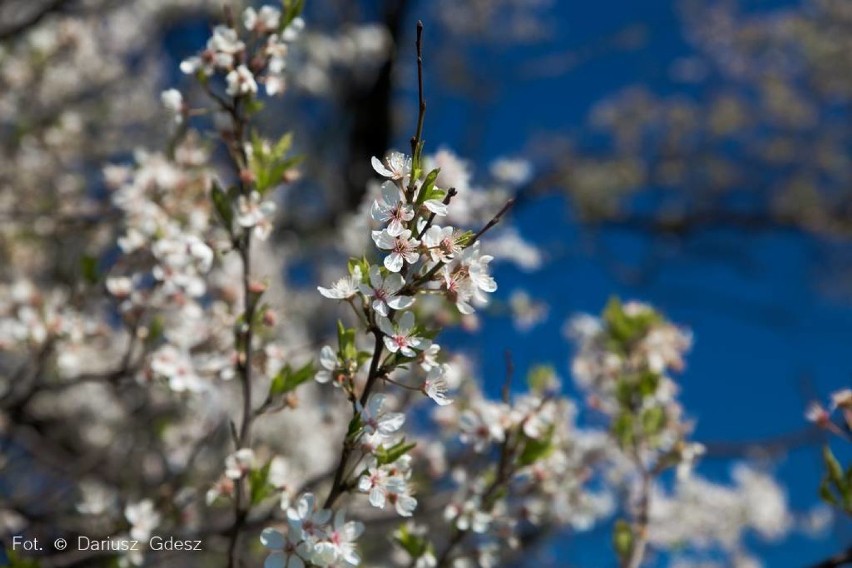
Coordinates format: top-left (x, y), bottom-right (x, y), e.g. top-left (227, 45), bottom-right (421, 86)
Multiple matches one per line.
top-left (823, 445), bottom-right (844, 487)
top-left (249, 460), bottom-right (273, 505)
top-left (518, 429), bottom-right (555, 466)
top-left (80, 254), bottom-right (99, 284)
top-left (527, 365), bottom-right (558, 394)
top-left (613, 413), bottom-right (634, 449)
top-left (603, 296), bottom-right (660, 346)
top-left (243, 98), bottom-right (265, 116)
top-left (637, 371), bottom-right (660, 397)
top-left (613, 519), bottom-right (634, 562)
top-left (415, 168), bottom-right (441, 205)
top-left (281, 0), bottom-right (305, 29)
top-left (455, 230), bottom-right (476, 248)
top-left (641, 406), bottom-right (666, 437)
top-left (346, 413), bottom-right (363, 439)
top-left (820, 477), bottom-right (838, 506)
top-left (274, 132), bottom-right (294, 156)
top-left (376, 438), bottom-right (417, 466)
top-left (394, 524), bottom-right (431, 559)
top-left (146, 315), bottom-right (165, 345)
top-left (269, 361), bottom-right (315, 396)
top-left (211, 182), bottom-right (236, 232)
top-left (337, 322), bottom-right (358, 361)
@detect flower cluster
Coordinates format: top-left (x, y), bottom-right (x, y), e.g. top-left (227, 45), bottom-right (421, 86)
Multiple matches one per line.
top-left (568, 298), bottom-right (701, 470)
top-left (104, 141), bottom-right (239, 393)
top-left (417, 368), bottom-right (614, 566)
top-left (262, 493), bottom-right (364, 568)
top-left (316, 147), bottom-right (500, 404)
top-left (180, 6), bottom-right (304, 97)
top-left (266, 128), bottom-right (506, 565)
top-left (647, 465), bottom-right (792, 567)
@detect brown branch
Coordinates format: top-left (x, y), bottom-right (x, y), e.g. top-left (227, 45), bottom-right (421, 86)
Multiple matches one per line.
top-left (809, 547), bottom-right (852, 568)
top-left (0, 0), bottom-right (74, 41)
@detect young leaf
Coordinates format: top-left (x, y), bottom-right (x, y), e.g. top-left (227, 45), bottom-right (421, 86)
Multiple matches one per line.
top-left (269, 361), bottom-right (315, 396)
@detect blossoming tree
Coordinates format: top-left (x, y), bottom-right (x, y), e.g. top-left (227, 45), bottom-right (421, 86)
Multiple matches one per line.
top-left (0, 2), bottom-right (848, 568)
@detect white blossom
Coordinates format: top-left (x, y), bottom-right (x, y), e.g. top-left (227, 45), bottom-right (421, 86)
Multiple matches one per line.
top-left (314, 345), bottom-right (340, 386)
top-left (371, 181), bottom-right (414, 236)
top-left (422, 365), bottom-right (453, 406)
top-left (318, 266), bottom-right (362, 300)
top-left (359, 265), bottom-right (413, 316)
top-left (124, 500), bottom-right (160, 541)
top-left (160, 89), bottom-right (184, 124)
top-left (357, 393), bottom-right (405, 437)
top-left (226, 65), bottom-right (259, 97)
top-left (225, 448), bottom-right (256, 480)
top-left (244, 6), bottom-right (281, 33)
top-left (372, 228), bottom-right (420, 272)
top-left (236, 191), bottom-right (276, 240)
top-left (378, 311), bottom-right (429, 357)
top-left (261, 528), bottom-right (307, 568)
top-left (371, 152), bottom-right (411, 181)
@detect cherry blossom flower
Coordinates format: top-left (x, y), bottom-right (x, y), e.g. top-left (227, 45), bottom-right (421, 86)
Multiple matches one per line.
top-left (287, 493), bottom-right (332, 542)
top-left (317, 266), bottom-right (362, 300)
top-left (805, 401), bottom-right (830, 427)
top-left (281, 17), bottom-right (305, 42)
top-left (388, 490), bottom-right (418, 518)
top-left (358, 465), bottom-right (405, 509)
top-left (314, 345), bottom-right (341, 386)
top-left (371, 182), bottom-right (414, 236)
top-left (444, 497), bottom-right (491, 533)
top-left (261, 527), bottom-right (307, 568)
top-left (150, 345), bottom-right (205, 392)
top-left (357, 393), bottom-right (405, 437)
top-left (458, 404), bottom-right (507, 452)
top-left (237, 191), bottom-right (276, 240)
top-left (830, 388), bottom-right (852, 411)
top-left (422, 365), bottom-right (453, 406)
top-left (105, 276), bottom-right (133, 298)
top-left (312, 511), bottom-right (365, 567)
top-left (422, 197), bottom-right (448, 216)
top-left (269, 456), bottom-right (293, 510)
top-left (180, 26), bottom-right (245, 75)
top-left (417, 343), bottom-right (441, 371)
top-left (459, 242), bottom-right (497, 296)
top-left (244, 6), bottom-right (281, 33)
top-left (160, 89), bottom-right (184, 124)
top-left (225, 448), bottom-right (257, 480)
top-left (125, 500), bottom-right (160, 541)
top-left (359, 265), bottom-right (413, 316)
top-left (371, 228), bottom-right (420, 272)
top-left (676, 442), bottom-right (707, 480)
top-left (371, 152), bottom-right (411, 181)
top-left (209, 25), bottom-right (245, 63)
top-left (226, 65), bottom-right (259, 97)
top-left (378, 311), bottom-right (429, 357)
top-left (422, 225), bottom-right (462, 263)
top-left (440, 266), bottom-right (477, 315)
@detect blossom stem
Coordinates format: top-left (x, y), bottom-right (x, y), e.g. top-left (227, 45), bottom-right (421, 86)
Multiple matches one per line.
top-left (223, 95), bottom-right (257, 568)
top-left (323, 329), bottom-right (386, 509)
top-left (469, 197), bottom-right (515, 246)
top-left (622, 466), bottom-right (652, 568)
top-left (408, 20), bottom-right (426, 187)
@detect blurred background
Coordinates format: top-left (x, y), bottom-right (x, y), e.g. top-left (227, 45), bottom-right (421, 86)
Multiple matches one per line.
top-left (1, 0), bottom-right (851, 565)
